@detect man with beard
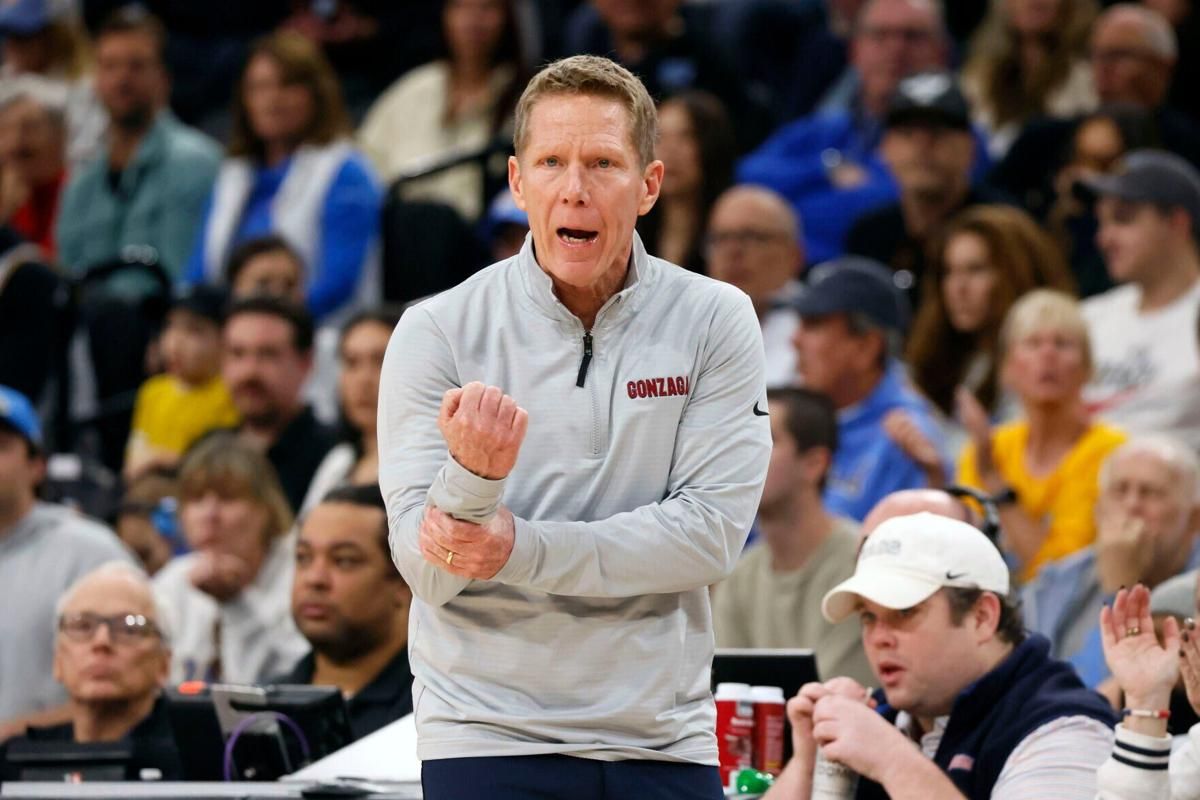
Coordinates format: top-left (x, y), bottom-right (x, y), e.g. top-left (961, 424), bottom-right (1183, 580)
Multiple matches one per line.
top-left (277, 484), bottom-right (412, 739)
top-left (221, 295), bottom-right (337, 512)
top-left (55, 6), bottom-right (220, 280)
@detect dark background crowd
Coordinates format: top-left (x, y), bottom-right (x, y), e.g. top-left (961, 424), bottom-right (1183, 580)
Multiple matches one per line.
top-left (1, 0), bottom-right (1200, 788)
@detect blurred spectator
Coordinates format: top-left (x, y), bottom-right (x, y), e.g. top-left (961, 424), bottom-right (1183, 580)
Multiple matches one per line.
top-left (481, 188), bottom-right (528, 262)
top-left (281, 1), bottom-right (444, 123)
top-left (993, 3), bottom-right (1200, 216)
top-left (636, 90), bottom-right (735, 275)
top-left (738, 0), bottom-right (950, 264)
top-left (0, 0), bottom-right (105, 166)
top-left (115, 467), bottom-right (178, 576)
top-left (0, 562), bottom-right (182, 780)
top-left (706, 185), bottom-right (805, 388)
top-left (712, 387), bottom-right (871, 685)
top-left (56, 7), bottom-right (220, 282)
top-left (221, 296), bottom-right (337, 513)
top-left (790, 257), bottom-right (942, 521)
top-left (358, 0), bottom-right (523, 222)
top-left (0, 385), bottom-right (134, 741)
top-left (0, 227), bottom-right (65, 406)
top-left (962, 0), bottom-right (1098, 158)
top-left (565, 0), bottom-right (772, 151)
top-left (1095, 584), bottom-right (1200, 799)
top-left (1047, 105), bottom-right (1161, 297)
top-left (1025, 436), bottom-right (1200, 688)
top-left (123, 285), bottom-right (238, 481)
top-left (224, 234), bottom-right (306, 305)
top-left (957, 290), bottom-right (1127, 583)
top-left (279, 484), bottom-right (412, 740)
top-left (299, 308), bottom-right (399, 514)
top-left (152, 433), bottom-right (307, 683)
top-left (765, 511), bottom-right (1115, 800)
top-left (1078, 150), bottom-right (1200, 452)
top-left (0, 78), bottom-right (65, 257)
top-left (844, 72), bottom-right (1007, 306)
top-left (183, 31), bottom-right (382, 324)
top-left (907, 204), bottom-right (1075, 426)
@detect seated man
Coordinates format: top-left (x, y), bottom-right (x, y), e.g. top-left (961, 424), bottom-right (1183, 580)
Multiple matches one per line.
top-left (0, 385), bottom-right (134, 741)
top-left (790, 257), bottom-right (943, 521)
top-left (765, 511), bottom-right (1116, 799)
top-left (1023, 435), bottom-right (1200, 685)
top-left (713, 388), bottom-right (871, 685)
top-left (277, 484), bottom-right (413, 740)
top-left (0, 562), bottom-right (181, 780)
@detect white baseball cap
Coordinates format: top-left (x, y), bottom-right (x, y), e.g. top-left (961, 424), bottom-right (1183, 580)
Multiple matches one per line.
top-left (821, 512), bottom-right (1010, 624)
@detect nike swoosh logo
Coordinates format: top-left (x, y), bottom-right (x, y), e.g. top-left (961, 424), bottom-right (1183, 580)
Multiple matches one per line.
top-left (945, 571), bottom-right (967, 580)
top-left (752, 402), bottom-right (769, 417)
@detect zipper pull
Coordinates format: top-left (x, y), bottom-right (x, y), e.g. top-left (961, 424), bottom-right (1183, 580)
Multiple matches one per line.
top-left (576, 331), bottom-right (593, 388)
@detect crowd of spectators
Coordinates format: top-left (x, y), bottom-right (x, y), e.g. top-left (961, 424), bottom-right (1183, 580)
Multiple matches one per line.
top-left (0, 0), bottom-right (1199, 795)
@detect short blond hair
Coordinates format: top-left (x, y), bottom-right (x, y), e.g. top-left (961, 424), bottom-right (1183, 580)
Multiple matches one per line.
top-left (177, 433), bottom-right (294, 542)
top-left (513, 55), bottom-right (658, 168)
top-left (1000, 289), bottom-right (1092, 372)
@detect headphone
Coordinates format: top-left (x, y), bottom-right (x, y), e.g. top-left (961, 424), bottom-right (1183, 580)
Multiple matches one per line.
top-left (943, 484), bottom-right (1002, 546)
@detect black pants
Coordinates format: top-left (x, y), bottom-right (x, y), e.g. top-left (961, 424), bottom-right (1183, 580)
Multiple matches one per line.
top-left (421, 754), bottom-right (724, 799)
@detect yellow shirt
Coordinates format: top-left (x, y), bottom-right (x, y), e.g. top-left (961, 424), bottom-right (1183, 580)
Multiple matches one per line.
top-left (128, 374), bottom-right (240, 458)
top-left (957, 420), bottom-right (1126, 582)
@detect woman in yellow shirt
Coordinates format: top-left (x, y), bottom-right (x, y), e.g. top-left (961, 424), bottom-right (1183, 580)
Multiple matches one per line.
top-left (957, 289), bottom-right (1125, 582)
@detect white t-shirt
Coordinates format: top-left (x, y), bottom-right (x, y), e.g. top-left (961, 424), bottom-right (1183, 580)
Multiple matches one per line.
top-left (1083, 281), bottom-right (1200, 450)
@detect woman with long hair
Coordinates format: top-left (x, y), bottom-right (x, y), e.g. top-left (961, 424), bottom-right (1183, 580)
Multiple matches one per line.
top-left (183, 31), bottom-right (382, 323)
top-left (636, 90), bottom-right (737, 275)
top-left (358, 0), bottom-right (525, 222)
top-left (963, 0), bottom-right (1099, 157)
top-left (152, 434), bottom-right (308, 683)
top-left (300, 307), bottom-right (402, 514)
top-left (907, 204), bottom-right (1075, 420)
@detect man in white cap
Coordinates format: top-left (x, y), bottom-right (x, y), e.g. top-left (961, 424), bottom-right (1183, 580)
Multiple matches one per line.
top-left (765, 511), bottom-right (1116, 800)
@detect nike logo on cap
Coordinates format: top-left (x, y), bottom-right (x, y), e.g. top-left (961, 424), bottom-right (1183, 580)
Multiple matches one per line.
top-left (945, 571), bottom-right (967, 580)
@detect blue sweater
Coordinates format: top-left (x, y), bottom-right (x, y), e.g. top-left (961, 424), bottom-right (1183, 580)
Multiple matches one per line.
top-left (858, 634), bottom-right (1117, 799)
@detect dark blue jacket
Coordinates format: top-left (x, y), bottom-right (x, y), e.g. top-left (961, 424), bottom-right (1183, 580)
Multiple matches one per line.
top-left (856, 634), bottom-right (1116, 800)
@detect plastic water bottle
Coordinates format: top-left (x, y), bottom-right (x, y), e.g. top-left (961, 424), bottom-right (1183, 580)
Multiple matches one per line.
top-left (811, 745), bottom-right (859, 799)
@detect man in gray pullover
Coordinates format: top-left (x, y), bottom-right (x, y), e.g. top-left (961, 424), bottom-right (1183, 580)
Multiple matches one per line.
top-left (378, 55), bottom-right (771, 798)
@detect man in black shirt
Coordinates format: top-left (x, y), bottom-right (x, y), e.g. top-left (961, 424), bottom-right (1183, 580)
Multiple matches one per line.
top-left (277, 484), bottom-right (412, 740)
top-left (845, 72), bottom-right (1008, 305)
top-left (221, 296), bottom-right (337, 513)
top-left (1, 563), bottom-right (182, 781)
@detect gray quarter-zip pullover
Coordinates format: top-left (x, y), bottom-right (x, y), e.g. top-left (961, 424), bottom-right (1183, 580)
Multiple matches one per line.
top-left (378, 232), bottom-right (770, 763)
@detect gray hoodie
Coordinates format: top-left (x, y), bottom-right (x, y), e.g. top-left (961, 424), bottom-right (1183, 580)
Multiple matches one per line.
top-left (378, 233), bottom-right (770, 763)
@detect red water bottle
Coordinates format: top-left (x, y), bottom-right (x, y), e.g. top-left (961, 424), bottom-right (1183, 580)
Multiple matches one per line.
top-left (751, 685), bottom-right (786, 776)
top-left (715, 682), bottom-right (755, 787)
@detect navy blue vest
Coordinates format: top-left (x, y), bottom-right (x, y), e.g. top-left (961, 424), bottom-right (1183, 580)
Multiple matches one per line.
top-left (855, 634), bottom-right (1116, 800)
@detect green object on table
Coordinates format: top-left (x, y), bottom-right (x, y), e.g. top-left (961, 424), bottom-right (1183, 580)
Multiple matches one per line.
top-left (735, 767), bottom-right (775, 793)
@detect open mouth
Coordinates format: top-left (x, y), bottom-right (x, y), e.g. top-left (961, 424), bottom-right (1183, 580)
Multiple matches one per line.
top-left (557, 227), bottom-right (598, 245)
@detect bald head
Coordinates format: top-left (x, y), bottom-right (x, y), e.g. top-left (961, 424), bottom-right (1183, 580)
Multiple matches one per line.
top-left (1091, 4), bottom-right (1177, 108)
top-left (862, 489), bottom-right (972, 536)
top-left (706, 186), bottom-right (804, 308)
top-left (56, 562), bottom-right (161, 631)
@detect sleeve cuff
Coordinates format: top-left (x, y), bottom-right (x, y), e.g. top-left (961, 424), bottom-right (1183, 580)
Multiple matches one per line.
top-left (491, 516), bottom-right (538, 586)
top-left (428, 456), bottom-right (507, 523)
top-left (1111, 723), bottom-right (1172, 772)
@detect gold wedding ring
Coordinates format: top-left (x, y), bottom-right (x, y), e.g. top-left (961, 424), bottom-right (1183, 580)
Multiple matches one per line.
top-left (445, 551), bottom-right (455, 566)
top-left (1126, 627), bottom-right (1141, 637)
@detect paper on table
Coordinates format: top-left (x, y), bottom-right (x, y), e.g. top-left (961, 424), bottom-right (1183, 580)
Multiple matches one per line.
top-left (282, 713), bottom-right (421, 784)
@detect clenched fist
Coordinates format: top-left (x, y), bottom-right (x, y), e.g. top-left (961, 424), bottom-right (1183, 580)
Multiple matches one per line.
top-left (438, 382), bottom-right (529, 479)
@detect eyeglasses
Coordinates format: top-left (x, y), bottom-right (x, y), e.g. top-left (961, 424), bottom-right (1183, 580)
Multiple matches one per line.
top-left (58, 612), bottom-right (161, 644)
top-left (1089, 47), bottom-right (1159, 66)
top-left (857, 25), bottom-right (937, 45)
top-left (705, 230), bottom-right (790, 251)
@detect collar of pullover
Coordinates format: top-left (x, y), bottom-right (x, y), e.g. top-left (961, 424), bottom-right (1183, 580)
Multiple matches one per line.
top-left (516, 230), bottom-right (656, 333)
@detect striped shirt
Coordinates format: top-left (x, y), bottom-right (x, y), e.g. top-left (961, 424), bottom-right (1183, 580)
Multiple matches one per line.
top-left (1096, 722), bottom-right (1200, 800)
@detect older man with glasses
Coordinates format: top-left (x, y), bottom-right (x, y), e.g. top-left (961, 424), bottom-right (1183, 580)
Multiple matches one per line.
top-left (0, 562), bottom-right (182, 781)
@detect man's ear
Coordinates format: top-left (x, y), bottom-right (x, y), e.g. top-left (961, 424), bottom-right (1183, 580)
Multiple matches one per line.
top-left (508, 156), bottom-right (527, 211)
top-left (638, 159), bottom-right (665, 216)
top-left (974, 592), bottom-right (1003, 643)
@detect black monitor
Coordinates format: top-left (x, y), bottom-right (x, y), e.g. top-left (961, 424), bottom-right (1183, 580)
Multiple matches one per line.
top-left (711, 648), bottom-right (820, 704)
top-left (4, 739), bottom-right (133, 782)
top-left (165, 683), bottom-right (354, 782)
